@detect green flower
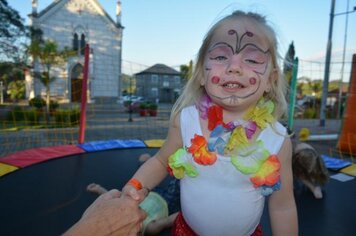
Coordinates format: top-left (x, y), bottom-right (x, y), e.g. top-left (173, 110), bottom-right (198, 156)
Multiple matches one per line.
top-left (168, 148), bottom-right (198, 179)
top-left (231, 141), bottom-right (270, 174)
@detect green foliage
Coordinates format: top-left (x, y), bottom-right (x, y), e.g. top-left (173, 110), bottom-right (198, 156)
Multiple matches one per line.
top-left (7, 80), bottom-right (25, 101)
top-left (283, 41), bottom-right (295, 85)
top-left (4, 106), bottom-right (79, 128)
top-left (29, 27), bottom-right (43, 43)
top-left (0, 0), bottom-right (25, 38)
top-left (0, 0), bottom-right (27, 62)
top-left (297, 78), bottom-right (324, 98)
top-left (24, 109), bottom-right (40, 125)
top-left (54, 108), bottom-right (80, 126)
top-left (283, 42), bottom-right (295, 72)
top-left (6, 106), bottom-right (24, 121)
top-left (28, 39), bottom-right (74, 117)
top-left (147, 103), bottom-right (158, 110)
top-left (303, 108), bottom-right (316, 119)
top-left (49, 100), bottom-right (59, 111)
top-left (29, 96), bottom-right (46, 109)
top-left (180, 60), bottom-right (193, 82)
top-left (0, 63), bottom-right (26, 101)
top-left (121, 74), bottom-right (136, 94)
top-left (5, 107), bottom-right (41, 125)
top-left (139, 102), bottom-right (148, 109)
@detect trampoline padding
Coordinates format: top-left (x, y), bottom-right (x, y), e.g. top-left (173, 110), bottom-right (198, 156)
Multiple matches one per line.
top-left (144, 139), bottom-right (165, 147)
top-left (321, 154), bottom-right (352, 171)
top-left (0, 145), bottom-right (85, 168)
top-left (78, 139), bottom-right (146, 152)
top-left (0, 163), bottom-right (18, 177)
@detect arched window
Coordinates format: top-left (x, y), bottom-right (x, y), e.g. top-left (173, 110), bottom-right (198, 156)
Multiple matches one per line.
top-left (80, 34), bottom-right (86, 55)
top-left (73, 33), bottom-right (78, 51)
top-left (72, 26), bottom-right (87, 56)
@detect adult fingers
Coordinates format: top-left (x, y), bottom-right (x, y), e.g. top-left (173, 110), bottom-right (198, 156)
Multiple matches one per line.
top-left (100, 189), bottom-right (121, 200)
top-left (125, 187), bottom-right (141, 201)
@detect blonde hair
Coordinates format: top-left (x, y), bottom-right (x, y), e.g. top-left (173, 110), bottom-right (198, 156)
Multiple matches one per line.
top-left (171, 10), bottom-right (287, 122)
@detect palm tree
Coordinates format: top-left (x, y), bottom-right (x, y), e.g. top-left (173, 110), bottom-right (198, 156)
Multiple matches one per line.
top-left (28, 39), bottom-right (72, 122)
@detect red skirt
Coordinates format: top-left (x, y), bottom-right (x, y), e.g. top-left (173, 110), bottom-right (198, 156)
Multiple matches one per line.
top-left (171, 212), bottom-right (263, 236)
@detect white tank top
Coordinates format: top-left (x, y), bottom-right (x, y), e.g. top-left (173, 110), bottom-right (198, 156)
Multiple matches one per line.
top-left (179, 106), bottom-right (286, 236)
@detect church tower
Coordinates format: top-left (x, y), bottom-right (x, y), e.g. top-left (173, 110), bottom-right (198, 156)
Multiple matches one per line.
top-left (31, 0), bottom-right (38, 14)
top-left (116, 1), bottom-right (122, 26)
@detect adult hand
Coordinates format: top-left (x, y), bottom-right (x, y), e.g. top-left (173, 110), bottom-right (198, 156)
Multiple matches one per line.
top-left (64, 189), bottom-right (147, 236)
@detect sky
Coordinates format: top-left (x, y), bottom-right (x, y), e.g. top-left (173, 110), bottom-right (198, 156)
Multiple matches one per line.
top-left (9, 0), bottom-right (356, 80)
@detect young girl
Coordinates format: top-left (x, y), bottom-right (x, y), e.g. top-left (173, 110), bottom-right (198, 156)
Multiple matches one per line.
top-left (123, 10), bottom-right (298, 235)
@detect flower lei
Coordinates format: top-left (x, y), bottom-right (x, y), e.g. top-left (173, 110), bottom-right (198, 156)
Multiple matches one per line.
top-left (167, 96), bottom-right (281, 196)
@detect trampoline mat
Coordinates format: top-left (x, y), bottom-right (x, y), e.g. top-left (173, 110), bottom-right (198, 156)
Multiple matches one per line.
top-left (0, 148), bottom-right (355, 235)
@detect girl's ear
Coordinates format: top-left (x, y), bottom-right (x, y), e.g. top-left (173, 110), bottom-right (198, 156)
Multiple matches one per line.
top-left (266, 68), bottom-right (278, 92)
top-left (200, 76), bottom-right (206, 86)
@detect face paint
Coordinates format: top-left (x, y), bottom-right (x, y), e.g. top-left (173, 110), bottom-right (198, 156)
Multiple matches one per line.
top-left (249, 77), bottom-right (256, 85)
top-left (225, 30), bottom-right (270, 75)
top-left (206, 77), bottom-right (262, 103)
top-left (203, 22), bottom-right (272, 108)
top-left (211, 76), bottom-right (220, 84)
top-left (228, 30), bottom-right (254, 53)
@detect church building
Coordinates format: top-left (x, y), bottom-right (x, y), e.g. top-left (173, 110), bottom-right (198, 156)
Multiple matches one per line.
top-left (27, 0), bottom-right (123, 103)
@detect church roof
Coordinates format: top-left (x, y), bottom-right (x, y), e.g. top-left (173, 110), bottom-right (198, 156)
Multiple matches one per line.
top-left (135, 64), bottom-right (181, 76)
top-left (35, 0), bottom-right (122, 28)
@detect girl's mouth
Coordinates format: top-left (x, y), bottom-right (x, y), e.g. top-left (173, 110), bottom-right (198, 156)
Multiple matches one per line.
top-left (222, 81), bottom-right (245, 89)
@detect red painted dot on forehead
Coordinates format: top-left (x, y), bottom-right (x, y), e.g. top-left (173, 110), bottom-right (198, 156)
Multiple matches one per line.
top-left (211, 76), bottom-right (220, 84)
top-left (249, 77), bottom-right (257, 85)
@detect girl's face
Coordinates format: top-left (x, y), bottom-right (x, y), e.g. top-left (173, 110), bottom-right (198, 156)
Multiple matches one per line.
top-left (202, 19), bottom-right (274, 111)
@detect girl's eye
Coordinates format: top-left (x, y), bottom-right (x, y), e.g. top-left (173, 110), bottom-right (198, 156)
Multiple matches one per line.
top-left (245, 59), bottom-right (264, 64)
top-left (210, 56), bottom-right (227, 61)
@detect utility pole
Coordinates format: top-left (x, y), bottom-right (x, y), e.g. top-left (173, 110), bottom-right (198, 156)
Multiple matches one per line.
top-left (320, 0), bottom-right (335, 127)
top-left (337, 0), bottom-right (356, 119)
top-left (0, 81), bottom-right (3, 104)
top-left (320, 0), bottom-right (356, 124)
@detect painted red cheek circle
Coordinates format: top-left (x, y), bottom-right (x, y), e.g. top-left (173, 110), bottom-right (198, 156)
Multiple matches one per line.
top-left (249, 77), bottom-right (257, 85)
top-left (211, 76), bottom-right (220, 84)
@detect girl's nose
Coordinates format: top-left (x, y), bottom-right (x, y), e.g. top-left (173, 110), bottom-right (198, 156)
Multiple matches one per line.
top-left (226, 56), bottom-right (243, 75)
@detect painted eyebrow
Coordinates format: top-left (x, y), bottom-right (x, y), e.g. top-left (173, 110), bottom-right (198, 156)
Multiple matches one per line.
top-left (208, 42), bottom-right (234, 54)
top-left (237, 43), bottom-right (270, 55)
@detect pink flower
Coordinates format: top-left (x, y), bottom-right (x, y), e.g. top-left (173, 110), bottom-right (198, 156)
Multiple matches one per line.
top-left (196, 95), bottom-right (212, 120)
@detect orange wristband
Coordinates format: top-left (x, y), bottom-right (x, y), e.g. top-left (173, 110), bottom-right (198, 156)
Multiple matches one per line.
top-left (127, 178), bottom-right (142, 190)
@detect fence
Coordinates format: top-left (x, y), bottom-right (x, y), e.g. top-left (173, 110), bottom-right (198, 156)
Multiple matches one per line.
top-left (0, 50), bottom-right (355, 158)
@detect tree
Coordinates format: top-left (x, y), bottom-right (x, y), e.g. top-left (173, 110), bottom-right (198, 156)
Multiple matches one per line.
top-left (311, 80), bottom-right (323, 98)
top-left (0, 0), bottom-right (27, 62)
top-left (28, 39), bottom-right (73, 121)
top-left (0, 62), bottom-right (25, 101)
top-left (121, 73), bottom-right (136, 95)
top-left (7, 80), bottom-right (25, 102)
top-left (283, 41), bottom-right (295, 85)
top-left (180, 60), bottom-right (193, 83)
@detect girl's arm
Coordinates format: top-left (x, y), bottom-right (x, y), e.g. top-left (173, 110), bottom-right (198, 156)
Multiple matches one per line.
top-left (268, 137), bottom-right (298, 236)
top-left (123, 114), bottom-right (183, 198)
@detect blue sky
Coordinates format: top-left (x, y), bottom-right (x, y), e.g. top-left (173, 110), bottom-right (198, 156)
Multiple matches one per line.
top-left (10, 0), bottom-right (356, 79)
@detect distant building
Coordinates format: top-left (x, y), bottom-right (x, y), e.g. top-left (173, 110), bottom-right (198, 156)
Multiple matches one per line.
top-left (26, 0), bottom-right (123, 103)
top-left (135, 64), bottom-right (182, 103)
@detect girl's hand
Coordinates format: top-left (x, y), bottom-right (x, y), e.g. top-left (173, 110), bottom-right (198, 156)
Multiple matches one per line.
top-left (122, 184), bottom-right (149, 202)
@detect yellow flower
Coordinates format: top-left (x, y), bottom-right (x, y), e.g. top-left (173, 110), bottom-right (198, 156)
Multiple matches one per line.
top-left (244, 98), bottom-right (275, 129)
top-left (298, 128), bottom-right (310, 141)
top-left (225, 126), bottom-right (248, 154)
